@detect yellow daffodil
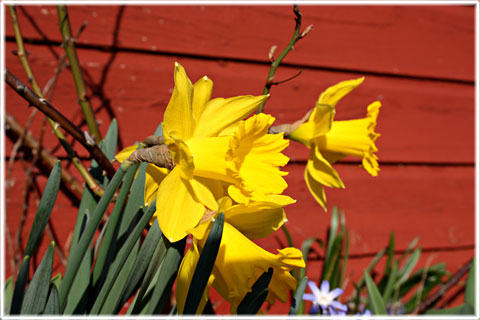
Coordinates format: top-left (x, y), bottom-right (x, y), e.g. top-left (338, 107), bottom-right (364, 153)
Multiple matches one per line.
top-left (176, 218), bottom-right (305, 314)
top-left (288, 78), bottom-right (381, 209)
top-left (117, 62), bottom-right (293, 242)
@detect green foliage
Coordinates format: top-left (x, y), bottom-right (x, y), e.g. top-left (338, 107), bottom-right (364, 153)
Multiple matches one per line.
top-left (237, 268), bottom-right (274, 314)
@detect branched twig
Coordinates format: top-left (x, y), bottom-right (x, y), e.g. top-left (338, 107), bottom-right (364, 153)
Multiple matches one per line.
top-left (5, 70), bottom-right (116, 178)
top-left (5, 113), bottom-right (84, 197)
top-left (8, 6), bottom-right (106, 194)
top-left (257, 5), bottom-right (313, 113)
top-left (57, 5), bottom-right (102, 143)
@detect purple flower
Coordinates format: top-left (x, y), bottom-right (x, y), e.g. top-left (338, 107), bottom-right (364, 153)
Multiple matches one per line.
top-left (356, 305), bottom-right (372, 316)
top-left (303, 280), bottom-right (348, 315)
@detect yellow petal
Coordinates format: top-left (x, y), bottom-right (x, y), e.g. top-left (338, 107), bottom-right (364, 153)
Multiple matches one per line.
top-left (315, 77), bottom-right (364, 109)
top-left (155, 167), bottom-right (204, 242)
top-left (192, 76), bottom-right (213, 123)
top-left (115, 144), bottom-right (137, 162)
top-left (163, 62), bottom-right (194, 140)
top-left (186, 136), bottom-right (239, 184)
top-left (304, 166), bottom-right (327, 211)
top-left (306, 146), bottom-right (345, 189)
top-left (190, 177), bottom-right (218, 211)
top-left (144, 164), bottom-right (169, 206)
top-left (193, 95), bottom-right (269, 138)
top-left (224, 195), bottom-right (295, 239)
top-left (165, 137), bottom-right (194, 180)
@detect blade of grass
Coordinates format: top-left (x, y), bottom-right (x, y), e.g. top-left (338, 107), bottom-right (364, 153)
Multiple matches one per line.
top-left (4, 277), bottom-right (14, 314)
top-left (44, 285), bottom-right (59, 315)
top-left (10, 256), bottom-right (30, 314)
top-left (289, 276), bottom-right (308, 315)
top-left (237, 268), bottom-right (273, 314)
top-left (364, 270), bottom-right (387, 314)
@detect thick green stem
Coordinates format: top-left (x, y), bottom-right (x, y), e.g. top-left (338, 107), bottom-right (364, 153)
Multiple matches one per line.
top-left (8, 5), bottom-right (104, 196)
top-left (257, 5), bottom-right (310, 114)
top-left (57, 5), bottom-right (102, 144)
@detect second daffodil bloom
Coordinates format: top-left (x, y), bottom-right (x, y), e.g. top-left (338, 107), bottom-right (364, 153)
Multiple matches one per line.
top-left (117, 62), bottom-right (293, 242)
top-left (287, 78), bottom-right (381, 209)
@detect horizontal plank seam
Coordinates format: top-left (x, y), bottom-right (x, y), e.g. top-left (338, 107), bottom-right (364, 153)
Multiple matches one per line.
top-left (5, 36), bottom-right (475, 86)
top-left (307, 243), bottom-right (475, 261)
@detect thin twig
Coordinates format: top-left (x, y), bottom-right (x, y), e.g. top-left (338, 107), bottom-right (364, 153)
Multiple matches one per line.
top-left (5, 70), bottom-right (116, 178)
top-left (57, 5), bottom-right (102, 143)
top-left (415, 258), bottom-right (473, 314)
top-left (257, 5), bottom-right (313, 113)
top-left (8, 6), bottom-right (106, 194)
top-left (5, 224), bottom-right (17, 276)
top-left (5, 113), bottom-right (84, 197)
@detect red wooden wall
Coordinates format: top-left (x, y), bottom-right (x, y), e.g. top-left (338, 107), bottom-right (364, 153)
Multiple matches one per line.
top-left (4, 5), bottom-right (476, 314)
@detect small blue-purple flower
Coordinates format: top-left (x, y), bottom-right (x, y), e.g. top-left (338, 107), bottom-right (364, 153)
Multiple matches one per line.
top-left (303, 280), bottom-right (348, 315)
top-left (356, 305), bottom-right (372, 316)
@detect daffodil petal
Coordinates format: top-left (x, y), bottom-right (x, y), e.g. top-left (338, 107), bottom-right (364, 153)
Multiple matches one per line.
top-left (306, 146), bottom-right (345, 189)
top-left (155, 167), bottom-right (204, 242)
top-left (315, 77), bottom-right (364, 109)
top-left (165, 137), bottom-right (194, 180)
top-left (192, 76), bottom-right (213, 122)
top-left (190, 177), bottom-right (218, 211)
top-left (144, 164), bottom-right (169, 206)
top-left (193, 95), bottom-right (269, 138)
top-left (304, 167), bottom-right (327, 211)
top-left (163, 62), bottom-right (194, 140)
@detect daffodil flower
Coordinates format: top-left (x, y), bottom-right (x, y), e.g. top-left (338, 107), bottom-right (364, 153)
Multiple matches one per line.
top-left (303, 280), bottom-right (347, 315)
top-left (176, 215), bottom-right (305, 314)
top-left (117, 62), bottom-right (293, 242)
top-left (287, 78), bottom-right (381, 209)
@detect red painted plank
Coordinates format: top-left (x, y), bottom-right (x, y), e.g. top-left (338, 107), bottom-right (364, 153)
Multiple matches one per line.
top-left (5, 5), bottom-right (474, 81)
top-left (6, 44), bottom-right (475, 164)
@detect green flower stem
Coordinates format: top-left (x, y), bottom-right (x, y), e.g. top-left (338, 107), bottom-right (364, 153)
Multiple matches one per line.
top-left (58, 161), bottom-right (132, 311)
top-left (257, 5), bottom-right (311, 114)
top-left (5, 69), bottom-right (116, 178)
top-left (57, 5), bottom-right (102, 144)
top-left (8, 5), bottom-right (104, 196)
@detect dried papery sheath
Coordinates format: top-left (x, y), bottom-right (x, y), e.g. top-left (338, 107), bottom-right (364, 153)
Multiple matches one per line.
top-left (126, 144), bottom-right (174, 170)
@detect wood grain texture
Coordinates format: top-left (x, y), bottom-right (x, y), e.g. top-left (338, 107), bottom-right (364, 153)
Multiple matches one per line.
top-left (5, 5), bottom-right (475, 81)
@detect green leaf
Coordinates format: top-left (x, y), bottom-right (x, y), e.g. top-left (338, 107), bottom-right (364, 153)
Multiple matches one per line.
top-left (184, 213), bottom-right (224, 314)
top-left (103, 118), bottom-right (118, 161)
top-left (147, 238), bottom-right (186, 314)
top-left (297, 237), bottom-right (323, 314)
top-left (398, 237), bottom-right (419, 264)
top-left (119, 222), bottom-right (163, 309)
top-left (4, 277), bottom-right (13, 314)
top-left (237, 268), bottom-right (273, 314)
top-left (465, 259), bottom-right (475, 308)
top-left (426, 303), bottom-right (474, 315)
top-left (396, 248), bottom-right (421, 288)
top-left (24, 162), bottom-right (61, 257)
top-left (322, 207), bottom-right (340, 281)
top-left (92, 163), bottom-right (139, 290)
top-left (44, 284), bottom-right (59, 315)
top-left (356, 247), bottom-right (387, 289)
top-left (385, 231), bottom-right (395, 274)
top-left (92, 200), bottom-right (157, 314)
top-left (10, 256), bottom-right (31, 314)
top-left (383, 260), bottom-right (398, 304)
top-left (153, 122), bottom-right (163, 136)
top-left (59, 163), bottom-right (130, 311)
top-left (281, 224), bottom-right (294, 247)
top-left (21, 242), bottom-right (55, 314)
top-left (339, 212), bottom-right (349, 287)
top-left (289, 276), bottom-right (308, 315)
top-left (364, 270), bottom-right (387, 315)
top-left (128, 236), bottom-right (169, 315)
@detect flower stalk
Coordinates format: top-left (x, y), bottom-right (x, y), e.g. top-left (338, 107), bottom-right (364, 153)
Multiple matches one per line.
top-left (8, 5), bottom-right (105, 196)
top-left (257, 5), bottom-right (313, 113)
top-left (57, 5), bottom-right (102, 144)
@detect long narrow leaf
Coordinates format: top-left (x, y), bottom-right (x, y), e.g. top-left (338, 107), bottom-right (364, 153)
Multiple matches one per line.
top-left (24, 162), bottom-right (61, 257)
top-left (59, 162), bottom-right (131, 311)
top-left (322, 207), bottom-right (339, 281)
top-left (385, 232), bottom-right (395, 274)
top-left (364, 270), bottom-right (387, 314)
top-left (289, 276), bottom-right (308, 315)
top-left (383, 260), bottom-right (398, 304)
top-left (147, 238), bottom-right (186, 314)
top-left (4, 277), bottom-right (13, 314)
top-left (91, 200), bottom-right (157, 314)
top-left (44, 285), bottom-right (59, 315)
top-left (465, 258), bottom-right (475, 308)
top-left (10, 256), bottom-right (30, 314)
top-left (184, 213), bottom-right (224, 314)
top-left (237, 268), bottom-right (273, 314)
top-left (396, 248), bottom-right (421, 288)
top-left (118, 223), bottom-right (163, 309)
top-left (21, 242), bottom-right (55, 314)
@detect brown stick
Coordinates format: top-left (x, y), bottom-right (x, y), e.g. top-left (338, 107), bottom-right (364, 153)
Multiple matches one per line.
top-left (5, 112), bottom-right (84, 197)
top-left (5, 69), bottom-right (116, 178)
